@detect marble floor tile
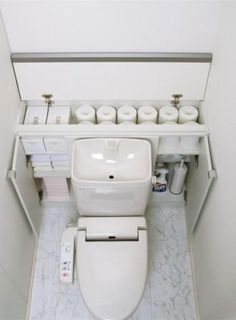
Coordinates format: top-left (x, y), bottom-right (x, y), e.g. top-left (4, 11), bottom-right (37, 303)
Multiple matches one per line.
top-left (147, 206), bottom-right (197, 320)
top-left (29, 205), bottom-right (197, 320)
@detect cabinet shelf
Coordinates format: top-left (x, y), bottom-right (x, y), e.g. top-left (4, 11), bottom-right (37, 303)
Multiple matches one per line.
top-left (17, 123), bottom-right (208, 137)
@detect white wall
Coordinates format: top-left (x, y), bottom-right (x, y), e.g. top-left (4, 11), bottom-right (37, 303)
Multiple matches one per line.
top-left (0, 1), bottom-right (221, 52)
top-left (191, 3), bottom-right (236, 320)
top-left (0, 13), bottom-right (36, 320)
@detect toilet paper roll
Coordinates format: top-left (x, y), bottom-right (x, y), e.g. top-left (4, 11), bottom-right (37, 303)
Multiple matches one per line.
top-left (159, 122), bottom-right (179, 151)
top-left (140, 121), bottom-right (156, 125)
top-left (97, 106), bottom-right (116, 123)
top-left (75, 105), bottom-right (95, 123)
top-left (179, 121), bottom-right (200, 150)
top-left (178, 106), bottom-right (198, 124)
top-left (118, 121), bottom-right (136, 125)
top-left (117, 105), bottom-right (137, 124)
top-left (99, 121), bottom-right (115, 125)
top-left (138, 106), bottom-right (158, 124)
top-left (78, 121), bottom-right (94, 125)
top-left (158, 106), bottom-right (179, 124)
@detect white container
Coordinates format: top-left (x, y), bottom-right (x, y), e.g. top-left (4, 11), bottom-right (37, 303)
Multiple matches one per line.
top-left (52, 161), bottom-right (70, 167)
top-left (31, 161), bottom-right (52, 167)
top-left (30, 154), bottom-right (51, 167)
top-left (44, 138), bottom-right (67, 153)
top-left (178, 106), bottom-right (198, 124)
top-left (96, 106), bottom-right (116, 124)
top-left (158, 122), bottom-right (179, 151)
top-left (117, 105), bottom-right (137, 124)
top-left (47, 106), bottom-right (71, 124)
top-left (75, 105), bottom-right (96, 123)
top-left (158, 106), bottom-right (178, 124)
top-left (24, 106), bottom-right (48, 124)
top-left (51, 154), bottom-right (70, 168)
top-left (179, 121), bottom-right (200, 150)
top-left (33, 167), bottom-right (53, 173)
top-left (71, 138), bottom-right (152, 216)
top-left (51, 154), bottom-right (69, 161)
top-left (138, 106), bottom-right (157, 124)
top-left (21, 137), bottom-right (46, 154)
top-left (170, 160), bottom-right (188, 194)
top-left (30, 154), bottom-right (51, 162)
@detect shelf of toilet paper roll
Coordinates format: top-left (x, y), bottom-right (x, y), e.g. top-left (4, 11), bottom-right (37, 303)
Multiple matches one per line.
top-left (21, 103), bottom-right (202, 123)
top-left (18, 103), bottom-right (208, 137)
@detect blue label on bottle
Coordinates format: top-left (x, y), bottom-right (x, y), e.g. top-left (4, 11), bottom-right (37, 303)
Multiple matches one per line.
top-left (153, 183), bottom-right (167, 192)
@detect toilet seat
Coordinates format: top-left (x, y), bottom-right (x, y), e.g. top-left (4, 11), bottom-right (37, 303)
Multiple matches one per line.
top-left (76, 217), bottom-right (148, 320)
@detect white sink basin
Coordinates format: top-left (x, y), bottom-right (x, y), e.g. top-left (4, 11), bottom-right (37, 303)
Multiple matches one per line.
top-left (72, 139), bottom-right (152, 182)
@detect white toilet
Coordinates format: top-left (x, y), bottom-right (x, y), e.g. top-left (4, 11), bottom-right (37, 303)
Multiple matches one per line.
top-left (69, 138), bottom-right (152, 320)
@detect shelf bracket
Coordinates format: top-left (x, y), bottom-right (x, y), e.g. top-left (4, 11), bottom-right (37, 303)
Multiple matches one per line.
top-left (42, 94), bottom-right (54, 107)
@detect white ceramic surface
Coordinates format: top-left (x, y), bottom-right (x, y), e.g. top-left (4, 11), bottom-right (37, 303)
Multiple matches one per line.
top-left (76, 217), bottom-right (147, 320)
top-left (71, 139), bottom-right (151, 182)
top-left (71, 139), bottom-right (152, 216)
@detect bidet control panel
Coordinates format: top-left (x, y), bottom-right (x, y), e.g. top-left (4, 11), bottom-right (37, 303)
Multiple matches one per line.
top-left (60, 227), bottom-right (77, 284)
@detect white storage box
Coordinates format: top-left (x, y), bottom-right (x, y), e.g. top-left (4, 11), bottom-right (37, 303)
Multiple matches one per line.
top-left (30, 154), bottom-right (51, 167)
top-left (33, 167), bottom-right (53, 175)
top-left (52, 163), bottom-right (70, 169)
top-left (24, 106), bottom-right (48, 124)
top-left (46, 107), bottom-right (71, 124)
top-left (21, 137), bottom-right (46, 154)
top-left (44, 138), bottom-right (67, 153)
top-left (32, 162), bottom-right (51, 167)
top-left (51, 154), bottom-right (70, 168)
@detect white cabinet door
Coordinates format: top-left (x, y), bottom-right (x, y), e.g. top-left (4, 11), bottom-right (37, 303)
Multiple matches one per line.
top-left (13, 53), bottom-right (211, 101)
top-left (8, 137), bottom-right (42, 237)
top-left (185, 136), bottom-right (216, 237)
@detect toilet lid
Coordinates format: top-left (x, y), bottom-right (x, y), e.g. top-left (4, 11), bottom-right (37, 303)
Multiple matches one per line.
top-left (76, 218), bottom-right (147, 320)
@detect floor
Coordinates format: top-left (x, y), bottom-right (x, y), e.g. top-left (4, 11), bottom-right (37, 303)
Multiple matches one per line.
top-left (28, 203), bottom-right (197, 320)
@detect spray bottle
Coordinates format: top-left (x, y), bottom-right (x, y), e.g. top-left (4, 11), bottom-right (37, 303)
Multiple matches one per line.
top-left (152, 167), bottom-right (169, 192)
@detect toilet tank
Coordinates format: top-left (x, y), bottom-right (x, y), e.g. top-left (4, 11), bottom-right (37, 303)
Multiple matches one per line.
top-left (71, 139), bottom-right (152, 216)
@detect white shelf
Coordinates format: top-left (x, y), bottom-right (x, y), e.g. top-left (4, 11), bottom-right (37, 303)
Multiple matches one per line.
top-left (17, 101), bottom-right (208, 160)
top-left (17, 123), bottom-right (208, 137)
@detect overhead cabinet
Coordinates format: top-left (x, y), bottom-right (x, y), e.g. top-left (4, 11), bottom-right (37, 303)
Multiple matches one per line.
top-left (13, 53), bottom-right (211, 101)
top-left (10, 52), bottom-right (215, 238)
